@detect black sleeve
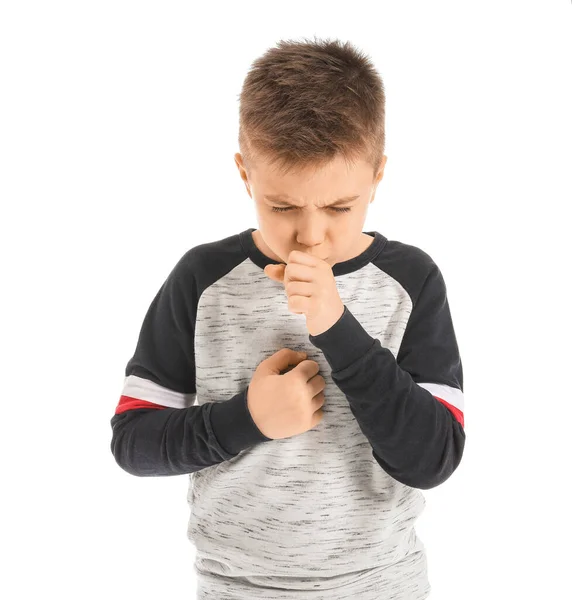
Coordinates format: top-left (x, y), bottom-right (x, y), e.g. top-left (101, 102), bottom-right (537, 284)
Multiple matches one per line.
top-left (109, 252), bottom-right (270, 477)
top-left (309, 261), bottom-right (465, 490)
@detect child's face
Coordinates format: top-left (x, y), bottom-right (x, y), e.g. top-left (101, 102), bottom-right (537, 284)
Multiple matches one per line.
top-left (234, 152), bottom-right (387, 266)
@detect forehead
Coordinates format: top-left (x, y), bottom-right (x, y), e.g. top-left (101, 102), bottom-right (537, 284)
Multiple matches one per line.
top-left (252, 154), bottom-right (372, 191)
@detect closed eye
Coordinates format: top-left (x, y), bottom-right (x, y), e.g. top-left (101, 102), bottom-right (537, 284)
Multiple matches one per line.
top-left (271, 206), bottom-right (351, 213)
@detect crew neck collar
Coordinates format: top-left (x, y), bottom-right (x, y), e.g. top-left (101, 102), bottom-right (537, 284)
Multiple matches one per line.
top-left (239, 228), bottom-right (387, 276)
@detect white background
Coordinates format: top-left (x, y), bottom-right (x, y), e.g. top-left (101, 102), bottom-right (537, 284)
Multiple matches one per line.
top-left (1, 1), bottom-right (571, 598)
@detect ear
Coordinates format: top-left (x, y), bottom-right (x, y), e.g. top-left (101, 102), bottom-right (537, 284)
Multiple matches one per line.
top-left (234, 154), bottom-right (252, 198)
top-left (376, 155), bottom-right (388, 182)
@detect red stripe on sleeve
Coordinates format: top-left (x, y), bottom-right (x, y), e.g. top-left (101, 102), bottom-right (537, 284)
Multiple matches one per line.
top-left (433, 395), bottom-right (464, 428)
top-left (114, 395), bottom-right (168, 415)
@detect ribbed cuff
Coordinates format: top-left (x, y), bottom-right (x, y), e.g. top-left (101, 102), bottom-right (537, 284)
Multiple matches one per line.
top-left (209, 387), bottom-right (272, 456)
top-left (309, 305), bottom-right (377, 372)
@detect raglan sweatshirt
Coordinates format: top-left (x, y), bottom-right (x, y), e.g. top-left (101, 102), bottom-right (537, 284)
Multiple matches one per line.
top-left (110, 227), bottom-right (465, 599)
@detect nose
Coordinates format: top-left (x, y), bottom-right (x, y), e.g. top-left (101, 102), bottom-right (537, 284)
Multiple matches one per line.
top-left (295, 225), bottom-right (327, 256)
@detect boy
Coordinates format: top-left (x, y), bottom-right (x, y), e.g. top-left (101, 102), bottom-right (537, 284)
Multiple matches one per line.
top-left (110, 36), bottom-right (465, 600)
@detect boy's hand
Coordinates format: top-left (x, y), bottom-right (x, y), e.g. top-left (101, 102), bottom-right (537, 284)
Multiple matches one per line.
top-left (264, 250), bottom-right (345, 336)
top-left (247, 348), bottom-right (325, 440)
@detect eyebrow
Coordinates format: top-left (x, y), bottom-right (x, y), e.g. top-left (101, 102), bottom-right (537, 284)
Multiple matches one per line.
top-left (264, 194), bottom-right (360, 207)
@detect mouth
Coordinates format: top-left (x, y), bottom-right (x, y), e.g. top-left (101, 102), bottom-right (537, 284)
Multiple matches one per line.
top-left (286, 253), bottom-right (329, 262)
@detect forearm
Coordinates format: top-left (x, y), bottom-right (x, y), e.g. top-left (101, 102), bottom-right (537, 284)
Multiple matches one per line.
top-left (110, 388), bottom-right (269, 476)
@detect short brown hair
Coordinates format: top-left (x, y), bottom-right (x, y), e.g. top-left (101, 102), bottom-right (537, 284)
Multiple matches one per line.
top-left (237, 36), bottom-right (386, 181)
